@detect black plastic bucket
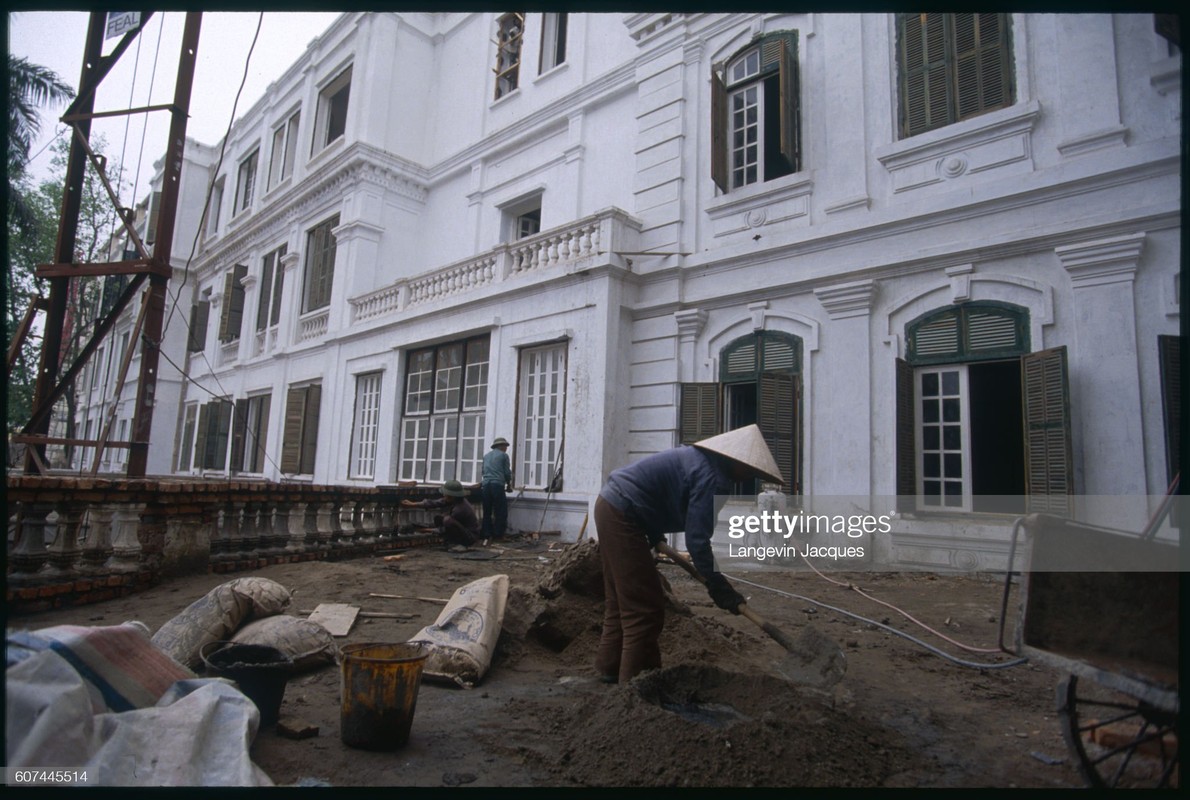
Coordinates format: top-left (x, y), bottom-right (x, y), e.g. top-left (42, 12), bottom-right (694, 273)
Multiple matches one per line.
top-left (201, 641), bottom-right (293, 727)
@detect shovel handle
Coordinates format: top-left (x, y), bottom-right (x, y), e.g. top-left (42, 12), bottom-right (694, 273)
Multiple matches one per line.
top-left (655, 540), bottom-right (800, 655)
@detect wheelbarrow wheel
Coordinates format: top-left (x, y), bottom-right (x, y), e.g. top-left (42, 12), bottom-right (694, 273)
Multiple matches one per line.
top-left (1057, 675), bottom-right (1179, 788)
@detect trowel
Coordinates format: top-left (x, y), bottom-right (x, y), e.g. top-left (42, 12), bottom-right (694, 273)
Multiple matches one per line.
top-left (655, 541), bottom-right (846, 691)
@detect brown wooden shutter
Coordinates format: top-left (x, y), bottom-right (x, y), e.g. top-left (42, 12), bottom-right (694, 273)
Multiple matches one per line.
top-left (1158, 335), bottom-right (1182, 485)
top-left (218, 264), bottom-right (247, 342)
top-left (194, 402), bottom-right (212, 469)
top-left (280, 386), bottom-right (307, 473)
top-left (188, 300), bottom-right (209, 352)
top-left (270, 257), bottom-right (285, 326)
top-left (229, 398), bottom-right (249, 473)
top-left (1022, 346), bottom-right (1073, 514)
top-left (300, 384), bottom-right (322, 474)
top-left (254, 395), bottom-right (271, 472)
top-left (759, 372), bottom-right (797, 491)
top-left (777, 36), bottom-right (800, 173)
top-left (679, 383), bottom-right (720, 445)
top-left (899, 13), bottom-right (950, 138)
top-left (218, 269), bottom-right (236, 341)
top-left (895, 358), bottom-right (916, 512)
top-left (710, 70), bottom-right (728, 193)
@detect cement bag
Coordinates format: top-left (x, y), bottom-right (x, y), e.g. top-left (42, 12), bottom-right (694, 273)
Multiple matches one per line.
top-left (407, 574), bottom-right (508, 688)
top-left (229, 615), bottom-right (339, 672)
top-left (152, 578), bottom-right (292, 671)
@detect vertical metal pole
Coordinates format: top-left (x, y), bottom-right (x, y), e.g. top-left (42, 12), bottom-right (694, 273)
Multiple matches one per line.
top-left (24, 14), bottom-right (106, 474)
top-left (127, 11), bottom-right (202, 477)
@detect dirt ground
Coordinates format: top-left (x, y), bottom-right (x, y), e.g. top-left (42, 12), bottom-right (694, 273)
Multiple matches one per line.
top-left (7, 536), bottom-right (1103, 788)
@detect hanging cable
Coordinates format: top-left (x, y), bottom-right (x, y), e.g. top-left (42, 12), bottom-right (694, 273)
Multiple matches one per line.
top-left (128, 12), bottom-right (165, 233)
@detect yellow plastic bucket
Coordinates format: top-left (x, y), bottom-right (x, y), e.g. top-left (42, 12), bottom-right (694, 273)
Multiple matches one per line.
top-left (340, 642), bottom-right (428, 750)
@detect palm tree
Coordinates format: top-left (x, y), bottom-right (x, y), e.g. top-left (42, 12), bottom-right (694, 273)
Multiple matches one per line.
top-left (7, 54), bottom-right (74, 237)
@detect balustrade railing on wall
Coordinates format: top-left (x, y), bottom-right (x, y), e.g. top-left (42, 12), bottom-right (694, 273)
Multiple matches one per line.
top-left (5, 476), bottom-right (447, 612)
top-left (349, 207), bottom-right (641, 324)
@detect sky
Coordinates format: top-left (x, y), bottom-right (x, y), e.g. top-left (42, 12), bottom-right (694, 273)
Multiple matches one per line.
top-left (8, 10), bottom-right (342, 207)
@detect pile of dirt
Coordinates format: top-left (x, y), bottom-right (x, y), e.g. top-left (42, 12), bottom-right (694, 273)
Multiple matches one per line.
top-left (537, 663), bottom-right (926, 787)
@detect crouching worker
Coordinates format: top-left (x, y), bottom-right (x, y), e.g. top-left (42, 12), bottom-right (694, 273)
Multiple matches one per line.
top-left (594, 424), bottom-right (784, 684)
top-left (401, 480), bottom-right (480, 547)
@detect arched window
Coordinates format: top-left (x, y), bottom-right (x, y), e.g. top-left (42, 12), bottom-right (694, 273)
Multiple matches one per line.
top-left (906, 301), bottom-right (1029, 365)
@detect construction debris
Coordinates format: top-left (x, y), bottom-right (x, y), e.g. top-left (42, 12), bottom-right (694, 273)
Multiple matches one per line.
top-left (306, 604), bottom-right (360, 637)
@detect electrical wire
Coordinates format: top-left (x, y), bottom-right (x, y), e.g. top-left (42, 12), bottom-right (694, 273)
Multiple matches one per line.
top-left (723, 571), bottom-right (1029, 671)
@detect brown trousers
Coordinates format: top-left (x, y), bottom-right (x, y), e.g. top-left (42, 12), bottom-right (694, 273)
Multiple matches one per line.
top-left (594, 496), bottom-right (665, 683)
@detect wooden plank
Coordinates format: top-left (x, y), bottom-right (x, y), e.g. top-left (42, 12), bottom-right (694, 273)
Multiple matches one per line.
top-left (307, 603), bottom-right (360, 637)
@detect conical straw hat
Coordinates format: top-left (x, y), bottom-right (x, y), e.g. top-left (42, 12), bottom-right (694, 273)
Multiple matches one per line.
top-left (692, 424), bottom-right (784, 485)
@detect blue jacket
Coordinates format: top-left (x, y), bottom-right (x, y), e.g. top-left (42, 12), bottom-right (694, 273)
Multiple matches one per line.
top-left (482, 447), bottom-right (512, 487)
top-left (598, 445), bottom-right (731, 580)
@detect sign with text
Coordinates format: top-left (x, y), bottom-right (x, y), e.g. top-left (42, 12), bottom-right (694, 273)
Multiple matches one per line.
top-left (106, 12), bottom-right (141, 40)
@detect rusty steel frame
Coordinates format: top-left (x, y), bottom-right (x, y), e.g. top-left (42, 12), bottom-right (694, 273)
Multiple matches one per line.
top-left (22, 11), bottom-right (202, 478)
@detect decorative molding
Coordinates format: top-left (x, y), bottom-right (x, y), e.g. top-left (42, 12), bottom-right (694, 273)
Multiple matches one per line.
top-left (945, 264), bottom-right (974, 303)
top-left (674, 308), bottom-right (708, 341)
top-left (1056, 232), bottom-right (1144, 289)
top-left (823, 194), bottom-right (871, 216)
top-left (814, 279), bottom-right (876, 320)
top-left (705, 174), bottom-right (813, 238)
top-left (874, 100), bottom-right (1040, 194)
top-left (625, 13), bottom-right (682, 44)
top-left (748, 301), bottom-right (768, 330)
top-left (1150, 56), bottom-right (1182, 97)
top-left (1056, 125), bottom-right (1129, 159)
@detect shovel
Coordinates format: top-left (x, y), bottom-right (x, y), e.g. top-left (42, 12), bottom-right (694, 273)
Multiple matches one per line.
top-left (655, 540), bottom-right (846, 690)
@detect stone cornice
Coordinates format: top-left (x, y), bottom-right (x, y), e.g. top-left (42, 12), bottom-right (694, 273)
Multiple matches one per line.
top-left (1056, 233), bottom-right (1145, 288)
top-left (814, 279), bottom-right (877, 320)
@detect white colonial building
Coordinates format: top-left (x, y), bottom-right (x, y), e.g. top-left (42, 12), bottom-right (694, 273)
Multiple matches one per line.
top-left (84, 12), bottom-right (1182, 569)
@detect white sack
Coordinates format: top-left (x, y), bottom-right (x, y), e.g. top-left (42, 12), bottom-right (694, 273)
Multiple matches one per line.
top-left (230, 615), bottom-right (339, 672)
top-left (152, 577), bottom-right (292, 671)
top-left (407, 574), bottom-right (508, 688)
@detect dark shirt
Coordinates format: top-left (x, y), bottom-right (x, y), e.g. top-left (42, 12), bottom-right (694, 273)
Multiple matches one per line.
top-left (598, 445), bottom-right (731, 580)
top-left (413, 496), bottom-right (480, 536)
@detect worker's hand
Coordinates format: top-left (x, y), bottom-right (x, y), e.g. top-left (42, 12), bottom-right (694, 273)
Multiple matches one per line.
top-left (400, 499), bottom-right (416, 508)
top-left (706, 573), bottom-right (745, 615)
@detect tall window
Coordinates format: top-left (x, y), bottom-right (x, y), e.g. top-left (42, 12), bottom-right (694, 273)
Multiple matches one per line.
top-left (231, 393), bottom-right (271, 474)
top-left (313, 66), bottom-right (351, 153)
top-left (268, 110), bottom-right (300, 190)
top-left (896, 303), bottom-right (1069, 515)
top-left (712, 32), bottom-right (800, 192)
top-left (177, 403), bottom-right (197, 472)
top-left (539, 12), bottom-right (567, 73)
top-left (218, 264), bottom-right (248, 343)
top-left (896, 13), bottom-right (1014, 139)
top-left (302, 216), bottom-right (339, 313)
top-left (350, 372), bottom-right (383, 479)
top-left (517, 342), bottom-right (566, 489)
top-left (234, 149), bottom-right (258, 214)
top-left (194, 398), bottom-right (234, 471)
top-left (400, 336), bottom-right (489, 484)
top-left (494, 13), bottom-right (524, 99)
top-left (280, 383), bottom-right (321, 475)
top-left (256, 245), bottom-right (287, 332)
top-left (188, 294), bottom-right (211, 353)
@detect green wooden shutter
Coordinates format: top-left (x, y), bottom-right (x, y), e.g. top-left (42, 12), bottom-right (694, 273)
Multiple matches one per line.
top-left (954, 13), bottom-right (1011, 120)
top-left (270, 255), bottom-right (285, 326)
top-left (777, 35), bottom-right (800, 173)
top-left (229, 398), bottom-right (248, 473)
top-left (194, 402), bottom-right (211, 469)
top-left (710, 70), bottom-right (728, 193)
top-left (1022, 346), bottom-right (1073, 514)
top-left (1158, 335), bottom-right (1182, 485)
top-left (253, 395), bottom-right (271, 473)
top-left (759, 372), bottom-right (796, 490)
top-left (896, 358), bottom-right (916, 512)
top-left (218, 269), bottom-right (236, 342)
top-left (256, 255), bottom-right (273, 332)
top-left (898, 12), bottom-right (951, 138)
top-left (213, 400), bottom-right (233, 471)
top-left (679, 383), bottom-right (720, 445)
top-left (227, 264), bottom-right (248, 342)
top-left (280, 386), bottom-right (306, 473)
top-left (300, 384), bottom-right (322, 474)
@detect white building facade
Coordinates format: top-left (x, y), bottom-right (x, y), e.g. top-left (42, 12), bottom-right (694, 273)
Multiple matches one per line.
top-left (154, 12), bottom-right (1179, 569)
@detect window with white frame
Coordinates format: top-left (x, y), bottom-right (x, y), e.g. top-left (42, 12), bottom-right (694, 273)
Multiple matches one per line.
top-left (712, 32), bottom-right (800, 192)
top-left (218, 264), bottom-right (248, 344)
top-left (517, 342), bottom-right (566, 489)
top-left (350, 372), bottom-right (383, 479)
top-left (494, 13), bottom-right (524, 99)
top-left (267, 111), bottom-right (300, 190)
top-left (399, 336), bottom-right (489, 484)
top-left (301, 215), bottom-right (339, 313)
top-left (234, 149), bottom-right (259, 214)
top-left (539, 12), bottom-right (567, 73)
top-left (503, 193), bottom-right (542, 242)
top-left (312, 66), bottom-right (351, 154)
top-left (256, 244), bottom-right (287, 332)
top-left (177, 403), bottom-right (197, 472)
top-left (231, 393), bottom-right (271, 474)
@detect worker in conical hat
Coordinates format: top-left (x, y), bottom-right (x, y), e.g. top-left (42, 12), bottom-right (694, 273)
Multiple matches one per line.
top-left (593, 424), bottom-right (783, 684)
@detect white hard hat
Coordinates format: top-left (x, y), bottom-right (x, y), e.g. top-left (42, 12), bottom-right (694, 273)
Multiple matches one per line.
top-left (691, 424), bottom-right (784, 485)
